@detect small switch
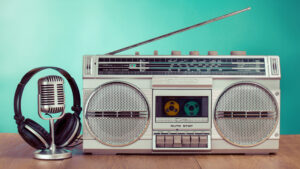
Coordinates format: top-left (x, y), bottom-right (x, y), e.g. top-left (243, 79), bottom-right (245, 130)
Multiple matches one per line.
top-left (173, 135), bottom-right (182, 147)
top-left (199, 135), bottom-right (208, 147)
top-left (208, 51), bottom-right (218, 55)
top-left (182, 135), bottom-right (190, 147)
top-left (156, 135), bottom-right (165, 147)
top-left (189, 51), bottom-right (199, 55)
top-left (230, 51), bottom-right (246, 55)
top-left (135, 51), bottom-right (140, 55)
top-left (190, 135), bottom-right (199, 147)
top-left (165, 135), bottom-right (174, 147)
top-left (171, 51), bottom-right (181, 56)
top-left (154, 50), bottom-right (158, 55)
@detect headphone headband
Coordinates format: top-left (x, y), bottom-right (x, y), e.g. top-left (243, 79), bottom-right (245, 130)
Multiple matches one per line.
top-left (14, 67), bottom-right (82, 125)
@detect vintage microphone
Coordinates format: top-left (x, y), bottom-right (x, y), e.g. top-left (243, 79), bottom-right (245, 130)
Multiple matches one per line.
top-left (35, 75), bottom-right (72, 160)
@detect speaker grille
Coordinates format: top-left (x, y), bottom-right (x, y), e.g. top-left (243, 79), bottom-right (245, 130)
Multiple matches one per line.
top-left (214, 83), bottom-right (278, 147)
top-left (85, 82), bottom-right (150, 146)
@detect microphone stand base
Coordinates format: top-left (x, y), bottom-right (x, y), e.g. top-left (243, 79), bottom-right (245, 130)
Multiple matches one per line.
top-left (34, 148), bottom-right (72, 160)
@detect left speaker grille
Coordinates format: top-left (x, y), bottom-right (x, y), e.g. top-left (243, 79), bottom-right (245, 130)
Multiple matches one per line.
top-left (85, 82), bottom-right (150, 146)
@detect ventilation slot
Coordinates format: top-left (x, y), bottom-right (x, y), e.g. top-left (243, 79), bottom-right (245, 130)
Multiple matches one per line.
top-left (86, 111), bottom-right (148, 118)
top-left (57, 84), bottom-right (64, 105)
top-left (270, 58), bottom-right (279, 75)
top-left (40, 84), bottom-right (55, 105)
top-left (216, 111), bottom-right (276, 118)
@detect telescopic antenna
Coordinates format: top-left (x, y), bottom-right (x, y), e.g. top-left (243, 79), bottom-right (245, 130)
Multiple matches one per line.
top-left (105, 7), bottom-right (251, 55)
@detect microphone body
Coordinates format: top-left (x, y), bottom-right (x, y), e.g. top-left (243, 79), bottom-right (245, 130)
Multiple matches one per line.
top-left (38, 76), bottom-right (65, 119)
top-left (35, 75), bottom-right (72, 159)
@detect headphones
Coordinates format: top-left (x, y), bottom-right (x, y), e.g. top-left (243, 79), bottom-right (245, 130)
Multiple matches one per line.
top-left (14, 67), bottom-right (82, 150)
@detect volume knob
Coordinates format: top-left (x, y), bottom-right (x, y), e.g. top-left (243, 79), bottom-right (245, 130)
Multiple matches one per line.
top-left (189, 51), bottom-right (200, 55)
top-left (231, 51), bottom-right (246, 55)
top-left (171, 51), bottom-right (181, 56)
top-left (208, 51), bottom-right (218, 55)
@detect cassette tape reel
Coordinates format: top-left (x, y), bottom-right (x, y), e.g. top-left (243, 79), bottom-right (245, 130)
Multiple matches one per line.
top-left (184, 101), bottom-right (200, 116)
top-left (164, 100), bottom-right (180, 116)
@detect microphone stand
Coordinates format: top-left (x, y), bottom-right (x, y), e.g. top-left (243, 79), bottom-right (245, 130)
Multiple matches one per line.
top-left (34, 95), bottom-right (72, 160)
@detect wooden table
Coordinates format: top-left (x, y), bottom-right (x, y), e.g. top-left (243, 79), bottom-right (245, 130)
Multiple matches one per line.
top-left (0, 133), bottom-right (299, 169)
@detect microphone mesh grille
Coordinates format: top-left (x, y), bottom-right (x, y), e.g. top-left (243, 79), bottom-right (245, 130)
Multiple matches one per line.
top-left (38, 75), bottom-right (65, 113)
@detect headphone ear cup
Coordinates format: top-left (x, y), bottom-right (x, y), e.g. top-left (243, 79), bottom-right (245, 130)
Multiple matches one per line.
top-left (18, 119), bottom-right (51, 149)
top-left (18, 123), bottom-right (42, 150)
top-left (54, 113), bottom-right (81, 147)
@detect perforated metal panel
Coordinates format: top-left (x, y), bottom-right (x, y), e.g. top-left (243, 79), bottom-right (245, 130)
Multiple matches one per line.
top-left (85, 82), bottom-right (150, 146)
top-left (214, 83), bottom-right (278, 147)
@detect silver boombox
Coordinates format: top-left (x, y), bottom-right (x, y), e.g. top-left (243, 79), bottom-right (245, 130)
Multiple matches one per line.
top-left (82, 53), bottom-right (280, 154)
top-left (81, 7), bottom-right (281, 154)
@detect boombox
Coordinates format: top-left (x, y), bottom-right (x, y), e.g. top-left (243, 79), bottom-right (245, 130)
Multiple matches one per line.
top-left (82, 53), bottom-right (281, 154)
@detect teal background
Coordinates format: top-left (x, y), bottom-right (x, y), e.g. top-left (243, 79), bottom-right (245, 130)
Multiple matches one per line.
top-left (0, 0), bottom-right (299, 134)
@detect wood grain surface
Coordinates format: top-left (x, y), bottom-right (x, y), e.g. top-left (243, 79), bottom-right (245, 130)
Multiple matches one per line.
top-left (0, 133), bottom-right (299, 169)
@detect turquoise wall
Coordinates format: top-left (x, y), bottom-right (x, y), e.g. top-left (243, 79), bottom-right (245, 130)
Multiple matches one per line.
top-left (1, 0), bottom-right (299, 134)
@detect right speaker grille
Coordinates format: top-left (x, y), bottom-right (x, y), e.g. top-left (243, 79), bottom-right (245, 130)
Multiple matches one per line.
top-left (214, 82), bottom-right (278, 147)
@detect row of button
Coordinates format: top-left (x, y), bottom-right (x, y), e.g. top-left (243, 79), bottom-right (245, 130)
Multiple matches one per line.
top-left (135, 51), bottom-right (246, 56)
top-left (156, 135), bottom-right (208, 148)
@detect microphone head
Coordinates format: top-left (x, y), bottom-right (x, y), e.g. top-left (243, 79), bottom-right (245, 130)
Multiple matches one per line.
top-left (38, 75), bottom-right (65, 113)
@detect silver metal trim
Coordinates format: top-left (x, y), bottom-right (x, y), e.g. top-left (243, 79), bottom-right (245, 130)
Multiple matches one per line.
top-left (98, 61), bottom-right (264, 65)
top-left (83, 55), bottom-right (281, 79)
top-left (24, 125), bottom-right (49, 149)
top-left (89, 55), bottom-right (271, 58)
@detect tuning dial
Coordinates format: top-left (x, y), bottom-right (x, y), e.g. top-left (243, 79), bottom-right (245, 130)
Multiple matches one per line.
top-left (171, 51), bottom-right (181, 56)
top-left (189, 51), bottom-right (199, 55)
top-left (208, 51), bottom-right (218, 55)
top-left (231, 51), bottom-right (246, 55)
